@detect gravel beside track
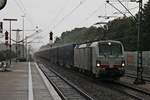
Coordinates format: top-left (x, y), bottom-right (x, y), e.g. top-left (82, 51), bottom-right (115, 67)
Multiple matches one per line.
top-left (125, 72), bottom-right (150, 83)
top-left (110, 80), bottom-right (150, 100)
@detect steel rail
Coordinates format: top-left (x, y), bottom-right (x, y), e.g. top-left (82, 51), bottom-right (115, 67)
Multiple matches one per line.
top-left (126, 72), bottom-right (150, 83)
top-left (111, 80), bottom-right (150, 100)
top-left (38, 63), bottom-right (93, 100)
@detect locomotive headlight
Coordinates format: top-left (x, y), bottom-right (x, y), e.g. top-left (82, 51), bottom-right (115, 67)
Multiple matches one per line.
top-left (121, 61), bottom-right (125, 67)
top-left (122, 63), bottom-right (125, 67)
top-left (108, 42), bottom-right (111, 45)
top-left (96, 61), bottom-right (101, 67)
top-left (97, 63), bottom-right (101, 67)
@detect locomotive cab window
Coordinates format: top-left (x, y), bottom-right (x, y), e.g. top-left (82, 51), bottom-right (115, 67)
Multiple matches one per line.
top-left (99, 42), bottom-right (122, 56)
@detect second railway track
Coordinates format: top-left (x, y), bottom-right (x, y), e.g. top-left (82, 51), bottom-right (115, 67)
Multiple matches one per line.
top-left (109, 80), bottom-right (150, 100)
top-left (125, 72), bottom-right (150, 83)
top-left (37, 63), bottom-right (93, 100)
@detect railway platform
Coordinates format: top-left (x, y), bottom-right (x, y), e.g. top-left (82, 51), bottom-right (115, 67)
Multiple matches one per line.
top-left (0, 61), bottom-right (61, 100)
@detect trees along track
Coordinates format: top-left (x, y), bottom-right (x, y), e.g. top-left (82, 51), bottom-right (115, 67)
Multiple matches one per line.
top-left (37, 63), bottom-right (93, 100)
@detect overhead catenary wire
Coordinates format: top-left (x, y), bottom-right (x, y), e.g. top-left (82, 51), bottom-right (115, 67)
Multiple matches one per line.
top-left (14, 0), bottom-right (25, 13)
top-left (18, 0), bottom-right (35, 27)
top-left (18, 0), bottom-right (26, 11)
top-left (40, 0), bottom-right (71, 39)
top-left (52, 1), bottom-right (106, 42)
top-left (117, 0), bottom-right (136, 20)
top-left (105, 3), bottom-right (107, 17)
top-left (47, 0), bottom-right (69, 31)
top-left (113, 6), bottom-right (138, 14)
top-left (14, 0), bottom-right (35, 28)
top-left (106, 0), bottom-right (126, 17)
top-left (51, 0), bottom-right (87, 30)
top-left (42, 0), bottom-right (137, 44)
top-left (77, 2), bottom-right (105, 27)
top-left (41, 0), bottom-right (88, 41)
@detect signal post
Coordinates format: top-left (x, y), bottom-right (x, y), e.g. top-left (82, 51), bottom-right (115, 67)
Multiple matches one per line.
top-left (49, 31), bottom-right (53, 47)
top-left (3, 18), bottom-right (17, 65)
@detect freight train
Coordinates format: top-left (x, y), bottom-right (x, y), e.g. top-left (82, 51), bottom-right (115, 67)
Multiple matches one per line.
top-left (35, 40), bottom-right (125, 78)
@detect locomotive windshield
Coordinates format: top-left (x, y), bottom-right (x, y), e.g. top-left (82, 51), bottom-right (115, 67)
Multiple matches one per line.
top-left (99, 42), bottom-right (123, 56)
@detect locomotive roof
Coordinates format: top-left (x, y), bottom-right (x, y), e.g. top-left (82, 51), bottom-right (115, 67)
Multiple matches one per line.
top-left (38, 40), bottom-right (122, 51)
top-left (76, 40), bottom-right (122, 48)
top-left (38, 43), bottom-right (76, 51)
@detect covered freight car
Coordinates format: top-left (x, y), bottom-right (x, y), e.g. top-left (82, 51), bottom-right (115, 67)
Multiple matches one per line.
top-left (74, 44), bottom-right (92, 72)
top-left (35, 40), bottom-right (125, 79)
top-left (57, 44), bottom-right (76, 68)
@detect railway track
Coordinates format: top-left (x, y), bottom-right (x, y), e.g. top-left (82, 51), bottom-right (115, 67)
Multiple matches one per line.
top-left (125, 72), bottom-right (150, 83)
top-left (37, 63), bottom-right (93, 100)
top-left (37, 58), bottom-right (150, 100)
top-left (104, 71), bottom-right (150, 99)
top-left (109, 80), bottom-right (150, 100)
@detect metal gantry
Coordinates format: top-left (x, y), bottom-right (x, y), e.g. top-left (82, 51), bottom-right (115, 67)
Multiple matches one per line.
top-left (134, 0), bottom-right (145, 84)
top-left (105, 0), bottom-right (145, 84)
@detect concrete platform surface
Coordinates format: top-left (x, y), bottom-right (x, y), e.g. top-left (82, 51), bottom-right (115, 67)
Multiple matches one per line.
top-left (0, 62), bottom-right (61, 100)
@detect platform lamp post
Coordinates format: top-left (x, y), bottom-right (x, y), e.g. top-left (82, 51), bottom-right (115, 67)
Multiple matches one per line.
top-left (3, 18), bottom-right (17, 65)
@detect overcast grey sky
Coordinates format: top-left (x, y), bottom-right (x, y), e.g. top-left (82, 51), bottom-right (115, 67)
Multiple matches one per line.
top-left (0, 0), bottom-right (148, 50)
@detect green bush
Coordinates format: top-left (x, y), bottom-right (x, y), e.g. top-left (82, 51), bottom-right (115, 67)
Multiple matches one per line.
top-left (0, 50), bottom-right (16, 61)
